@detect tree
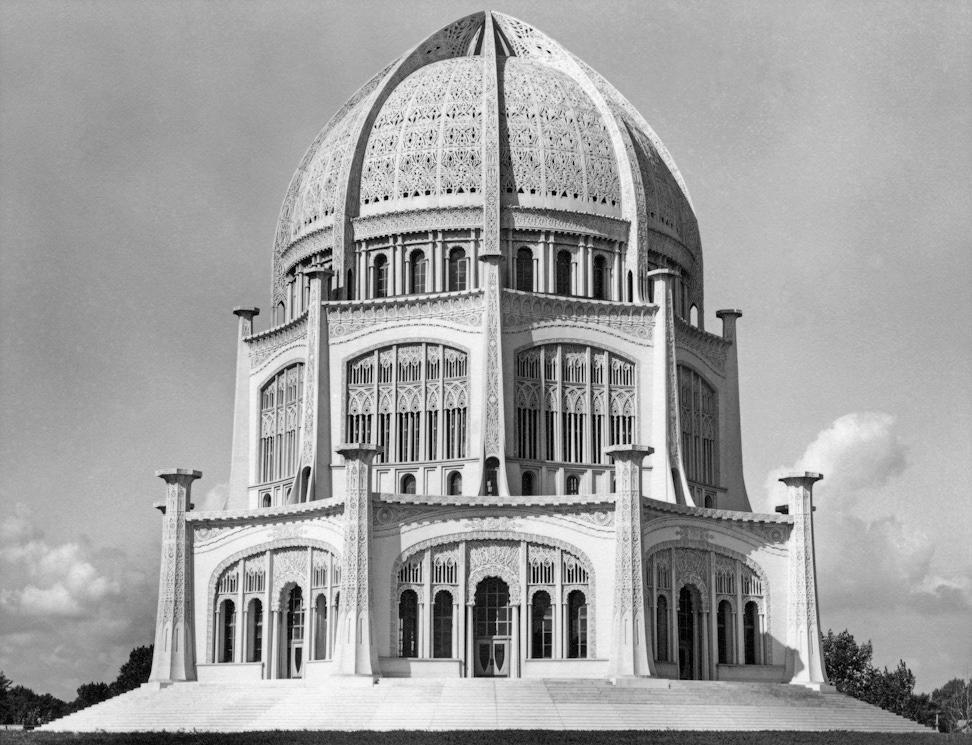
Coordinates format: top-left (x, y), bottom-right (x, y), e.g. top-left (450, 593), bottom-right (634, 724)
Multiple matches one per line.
top-left (74, 681), bottom-right (112, 710)
top-left (111, 645), bottom-right (154, 695)
top-left (933, 677), bottom-right (972, 733)
top-left (822, 629), bottom-right (876, 699)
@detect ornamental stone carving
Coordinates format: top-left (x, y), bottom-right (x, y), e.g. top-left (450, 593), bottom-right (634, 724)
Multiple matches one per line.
top-left (502, 291), bottom-right (656, 342)
top-left (247, 313), bottom-right (308, 370)
top-left (467, 540), bottom-right (521, 604)
top-left (327, 292), bottom-right (484, 340)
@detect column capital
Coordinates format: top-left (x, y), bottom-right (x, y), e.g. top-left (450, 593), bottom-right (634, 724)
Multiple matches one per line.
top-left (231, 306), bottom-right (260, 320)
top-left (155, 469), bottom-right (202, 483)
top-left (779, 472), bottom-right (824, 489)
top-left (604, 444), bottom-right (654, 462)
top-left (304, 264), bottom-right (333, 282)
top-left (336, 444), bottom-right (383, 462)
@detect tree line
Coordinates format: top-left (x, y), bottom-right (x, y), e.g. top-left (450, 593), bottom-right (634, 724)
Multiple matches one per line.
top-left (823, 629), bottom-right (971, 732)
top-left (0, 645), bottom-right (153, 727)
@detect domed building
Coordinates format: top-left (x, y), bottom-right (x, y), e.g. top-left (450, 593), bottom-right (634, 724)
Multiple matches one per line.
top-left (147, 11), bottom-right (830, 691)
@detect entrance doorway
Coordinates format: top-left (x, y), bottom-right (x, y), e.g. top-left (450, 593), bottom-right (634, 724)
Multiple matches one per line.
top-left (474, 577), bottom-right (511, 677)
top-left (677, 585), bottom-right (696, 680)
top-left (286, 585), bottom-right (304, 678)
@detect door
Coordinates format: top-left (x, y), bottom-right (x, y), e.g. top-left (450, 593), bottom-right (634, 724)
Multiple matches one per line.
top-left (473, 577), bottom-right (512, 678)
top-left (286, 585), bottom-right (305, 678)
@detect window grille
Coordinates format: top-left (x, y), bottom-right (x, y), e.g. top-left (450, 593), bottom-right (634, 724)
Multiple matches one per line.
top-left (516, 344), bottom-right (636, 466)
top-left (244, 570), bottom-right (265, 594)
top-left (655, 562), bottom-right (671, 590)
top-left (218, 571), bottom-right (238, 595)
top-left (716, 569), bottom-right (735, 595)
top-left (259, 364), bottom-right (305, 483)
top-left (742, 572), bottom-right (763, 596)
top-left (678, 366), bottom-right (718, 486)
top-left (433, 555), bottom-right (457, 584)
top-left (312, 564), bottom-right (327, 588)
top-left (563, 556), bottom-right (589, 584)
top-left (530, 557), bottom-right (554, 585)
top-left (399, 560), bottom-right (422, 584)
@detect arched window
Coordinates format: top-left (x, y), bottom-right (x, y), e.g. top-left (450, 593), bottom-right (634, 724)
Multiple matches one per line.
top-left (521, 471), bottom-right (534, 496)
top-left (276, 300), bottom-right (286, 324)
top-left (433, 590), bottom-right (453, 659)
top-left (555, 250), bottom-right (571, 296)
top-left (400, 474), bottom-right (416, 494)
top-left (261, 493), bottom-right (271, 508)
top-left (565, 474), bottom-right (580, 495)
top-left (410, 250), bottom-right (427, 294)
top-left (690, 304), bottom-right (699, 327)
top-left (259, 364), bottom-right (304, 484)
top-left (567, 590), bottom-right (588, 658)
top-left (448, 247), bottom-right (467, 291)
top-left (398, 589), bottom-right (418, 658)
top-left (678, 366), bottom-right (718, 488)
top-left (516, 248), bottom-right (533, 292)
top-left (247, 598), bottom-right (263, 663)
top-left (531, 591), bottom-right (553, 659)
top-left (626, 271), bottom-right (633, 302)
top-left (373, 254), bottom-right (388, 298)
top-left (656, 595), bottom-right (669, 662)
top-left (592, 255), bottom-right (607, 300)
top-left (447, 471), bottom-right (462, 496)
top-left (314, 595), bottom-right (327, 660)
top-left (484, 457), bottom-right (499, 496)
top-left (220, 599), bottom-right (236, 663)
top-left (744, 601), bottom-right (758, 664)
top-left (717, 599), bottom-right (734, 664)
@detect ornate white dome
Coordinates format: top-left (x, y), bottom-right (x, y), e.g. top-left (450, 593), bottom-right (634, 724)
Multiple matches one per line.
top-left (272, 11), bottom-right (700, 303)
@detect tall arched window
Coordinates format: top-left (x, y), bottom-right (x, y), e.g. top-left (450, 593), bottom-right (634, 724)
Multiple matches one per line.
top-left (259, 364), bottom-right (304, 484)
top-left (433, 590), bottom-right (453, 658)
top-left (373, 254), bottom-right (388, 298)
top-left (247, 598), bottom-right (262, 663)
top-left (566, 474), bottom-right (580, 495)
top-left (555, 250), bottom-right (571, 296)
top-left (515, 248), bottom-right (533, 292)
top-left (400, 474), bottom-right (416, 494)
top-left (567, 590), bottom-right (588, 658)
top-left (220, 599), bottom-right (236, 663)
top-left (399, 589), bottom-right (418, 658)
top-left (744, 601), bottom-right (758, 664)
top-left (626, 271), bottom-right (633, 302)
top-left (447, 471), bottom-right (462, 496)
top-left (592, 255), bottom-right (607, 300)
top-left (717, 599), bottom-right (734, 664)
top-left (531, 591), bottom-right (553, 659)
top-left (448, 247), bottom-right (467, 291)
top-left (656, 595), bottom-right (669, 662)
top-left (410, 250), bottom-right (427, 294)
top-left (678, 366), bottom-right (718, 493)
top-left (346, 344), bottom-right (468, 463)
top-left (484, 457), bottom-right (499, 496)
top-left (515, 345), bottom-right (635, 467)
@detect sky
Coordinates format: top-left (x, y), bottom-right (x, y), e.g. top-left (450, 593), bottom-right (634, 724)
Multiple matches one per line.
top-left (0, 0), bottom-right (969, 701)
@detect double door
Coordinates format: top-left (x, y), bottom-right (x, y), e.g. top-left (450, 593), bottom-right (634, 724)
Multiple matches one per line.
top-left (474, 637), bottom-right (510, 677)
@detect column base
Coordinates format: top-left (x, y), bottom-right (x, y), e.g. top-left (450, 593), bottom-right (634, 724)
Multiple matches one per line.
top-left (793, 681), bottom-right (837, 693)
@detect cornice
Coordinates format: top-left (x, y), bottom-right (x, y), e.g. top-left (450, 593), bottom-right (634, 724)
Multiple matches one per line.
top-left (641, 496), bottom-right (793, 525)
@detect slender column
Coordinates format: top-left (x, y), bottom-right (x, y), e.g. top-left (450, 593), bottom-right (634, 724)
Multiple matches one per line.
top-left (213, 606), bottom-right (221, 664)
top-left (332, 444), bottom-right (381, 676)
top-left (149, 469), bottom-right (201, 685)
top-left (735, 563), bottom-right (744, 665)
top-left (296, 266), bottom-right (332, 502)
top-left (511, 606), bottom-right (520, 678)
top-left (605, 445), bottom-right (654, 680)
top-left (236, 576), bottom-right (245, 663)
top-left (466, 605), bottom-right (475, 677)
top-left (701, 610), bottom-right (710, 679)
top-left (394, 237), bottom-right (404, 296)
top-left (782, 472), bottom-right (830, 687)
top-left (716, 309), bottom-right (749, 510)
top-left (554, 547), bottom-right (563, 659)
top-left (479, 253), bottom-right (509, 495)
top-left (228, 308), bottom-right (258, 509)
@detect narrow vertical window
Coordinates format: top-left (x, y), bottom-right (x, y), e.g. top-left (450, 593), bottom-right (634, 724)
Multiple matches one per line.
top-left (400, 474), bottom-right (416, 494)
top-left (314, 595), bottom-right (327, 660)
top-left (656, 594), bottom-right (669, 662)
top-left (373, 255), bottom-right (388, 298)
top-left (566, 474), bottom-right (580, 495)
top-left (259, 364), bottom-right (304, 484)
top-left (410, 250), bottom-right (426, 294)
top-left (531, 591), bottom-right (553, 659)
top-left (221, 599), bottom-right (236, 663)
top-left (521, 471), bottom-right (534, 496)
top-left (433, 591), bottom-right (453, 659)
top-left (399, 589), bottom-right (418, 658)
top-left (556, 250), bottom-right (571, 296)
top-left (592, 255), bottom-right (606, 300)
top-left (448, 248), bottom-right (467, 291)
top-left (744, 601), bottom-right (758, 664)
top-left (717, 599), bottom-right (734, 664)
top-left (516, 247), bottom-right (534, 292)
top-left (447, 471), bottom-right (462, 496)
top-left (567, 590), bottom-right (587, 658)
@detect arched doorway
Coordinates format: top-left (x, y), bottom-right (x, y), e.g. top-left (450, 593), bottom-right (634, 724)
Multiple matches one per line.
top-left (473, 577), bottom-right (511, 677)
top-left (677, 585), bottom-right (703, 680)
top-left (285, 585), bottom-right (305, 678)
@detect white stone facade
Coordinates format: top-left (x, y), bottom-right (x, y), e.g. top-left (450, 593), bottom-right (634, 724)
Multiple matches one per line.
top-left (148, 12), bottom-right (829, 689)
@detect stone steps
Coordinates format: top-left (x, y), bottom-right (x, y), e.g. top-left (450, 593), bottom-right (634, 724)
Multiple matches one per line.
top-left (41, 678), bottom-right (932, 733)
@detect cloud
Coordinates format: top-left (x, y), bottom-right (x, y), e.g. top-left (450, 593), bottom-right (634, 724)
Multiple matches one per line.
top-left (197, 481), bottom-right (228, 511)
top-left (763, 411), bottom-right (907, 506)
top-left (0, 504), bottom-right (156, 699)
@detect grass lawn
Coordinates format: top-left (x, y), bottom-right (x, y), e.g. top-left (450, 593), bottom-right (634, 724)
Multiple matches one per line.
top-left (0, 732), bottom-right (953, 745)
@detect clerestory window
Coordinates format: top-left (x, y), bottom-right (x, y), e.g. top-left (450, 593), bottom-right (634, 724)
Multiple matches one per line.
top-left (259, 364), bottom-right (305, 484)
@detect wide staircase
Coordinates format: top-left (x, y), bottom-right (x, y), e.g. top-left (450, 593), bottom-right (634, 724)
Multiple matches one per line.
top-left (41, 678), bottom-right (932, 733)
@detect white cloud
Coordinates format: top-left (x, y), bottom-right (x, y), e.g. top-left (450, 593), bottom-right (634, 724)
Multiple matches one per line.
top-left (197, 481), bottom-right (228, 511)
top-left (763, 411), bottom-right (907, 506)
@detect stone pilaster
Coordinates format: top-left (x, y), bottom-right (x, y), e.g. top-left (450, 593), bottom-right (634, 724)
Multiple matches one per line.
top-left (149, 469), bottom-right (201, 686)
top-left (228, 307), bottom-right (258, 510)
top-left (782, 472), bottom-right (832, 689)
top-left (479, 253), bottom-right (509, 495)
top-left (716, 309), bottom-right (750, 511)
top-left (606, 444), bottom-right (655, 680)
top-left (332, 445), bottom-right (381, 677)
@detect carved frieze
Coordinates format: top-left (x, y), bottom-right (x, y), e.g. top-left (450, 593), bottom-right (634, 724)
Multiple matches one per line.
top-left (501, 291), bottom-right (656, 343)
top-left (246, 313), bottom-right (308, 370)
top-left (327, 292), bottom-right (484, 340)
